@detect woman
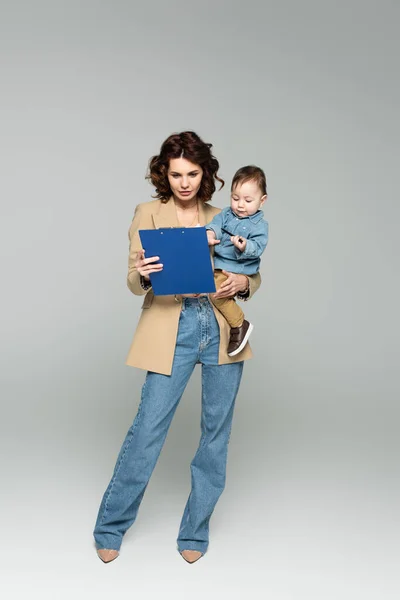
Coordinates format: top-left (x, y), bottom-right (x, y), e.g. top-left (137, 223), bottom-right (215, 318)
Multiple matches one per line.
top-left (93, 131), bottom-right (261, 564)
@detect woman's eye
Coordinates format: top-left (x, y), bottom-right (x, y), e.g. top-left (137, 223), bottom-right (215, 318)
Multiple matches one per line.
top-left (171, 174), bottom-right (180, 179)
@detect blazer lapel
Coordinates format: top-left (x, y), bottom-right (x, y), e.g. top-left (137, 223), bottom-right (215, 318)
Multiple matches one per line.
top-left (152, 198), bottom-right (180, 229)
top-left (198, 201), bottom-right (207, 226)
top-left (151, 198), bottom-right (214, 229)
top-left (199, 201), bottom-right (217, 226)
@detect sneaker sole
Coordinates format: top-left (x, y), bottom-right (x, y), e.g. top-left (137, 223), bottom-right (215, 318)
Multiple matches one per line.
top-left (228, 322), bottom-right (254, 357)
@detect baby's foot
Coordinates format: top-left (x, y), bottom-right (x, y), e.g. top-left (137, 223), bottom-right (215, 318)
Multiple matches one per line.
top-left (227, 320), bottom-right (253, 356)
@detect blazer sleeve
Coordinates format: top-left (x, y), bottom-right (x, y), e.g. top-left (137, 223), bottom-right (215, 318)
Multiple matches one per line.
top-left (127, 203), bottom-right (153, 296)
top-left (238, 271), bottom-right (261, 302)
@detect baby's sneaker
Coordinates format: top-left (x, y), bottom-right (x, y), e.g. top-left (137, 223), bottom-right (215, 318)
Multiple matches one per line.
top-left (227, 320), bottom-right (254, 356)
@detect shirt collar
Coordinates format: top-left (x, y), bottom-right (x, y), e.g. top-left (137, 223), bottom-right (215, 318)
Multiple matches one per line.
top-left (229, 208), bottom-right (264, 223)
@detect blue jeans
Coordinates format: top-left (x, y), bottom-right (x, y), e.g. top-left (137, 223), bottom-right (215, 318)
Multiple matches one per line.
top-left (93, 297), bottom-right (244, 554)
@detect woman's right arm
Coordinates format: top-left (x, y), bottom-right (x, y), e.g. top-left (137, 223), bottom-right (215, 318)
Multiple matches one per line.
top-left (127, 204), bottom-right (162, 296)
top-left (239, 271), bottom-right (261, 301)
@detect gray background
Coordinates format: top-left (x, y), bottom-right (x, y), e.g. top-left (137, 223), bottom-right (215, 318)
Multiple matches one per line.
top-left (1, 0), bottom-right (399, 598)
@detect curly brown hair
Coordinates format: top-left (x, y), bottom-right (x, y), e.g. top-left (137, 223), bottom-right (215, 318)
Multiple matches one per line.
top-left (146, 131), bottom-right (224, 203)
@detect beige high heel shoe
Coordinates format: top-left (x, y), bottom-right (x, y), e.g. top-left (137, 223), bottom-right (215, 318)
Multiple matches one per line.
top-left (97, 549), bottom-right (120, 563)
top-left (180, 550), bottom-right (203, 564)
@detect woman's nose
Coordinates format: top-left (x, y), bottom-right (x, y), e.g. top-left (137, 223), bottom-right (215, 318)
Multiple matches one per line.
top-left (181, 178), bottom-right (189, 188)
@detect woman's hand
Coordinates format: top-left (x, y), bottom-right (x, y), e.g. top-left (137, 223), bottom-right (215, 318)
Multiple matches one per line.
top-left (135, 249), bottom-right (163, 281)
top-left (212, 270), bottom-right (249, 299)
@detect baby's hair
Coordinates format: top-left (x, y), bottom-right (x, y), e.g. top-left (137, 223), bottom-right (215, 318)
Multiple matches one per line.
top-left (231, 165), bottom-right (267, 196)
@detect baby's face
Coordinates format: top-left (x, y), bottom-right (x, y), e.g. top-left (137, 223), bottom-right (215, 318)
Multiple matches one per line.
top-left (230, 180), bottom-right (267, 218)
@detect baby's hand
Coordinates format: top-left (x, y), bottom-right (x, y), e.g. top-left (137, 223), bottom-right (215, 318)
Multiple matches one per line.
top-left (231, 235), bottom-right (247, 251)
top-left (206, 229), bottom-right (220, 246)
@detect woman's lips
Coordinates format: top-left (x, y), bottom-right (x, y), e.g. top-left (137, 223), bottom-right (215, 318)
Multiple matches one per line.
top-left (180, 191), bottom-right (192, 195)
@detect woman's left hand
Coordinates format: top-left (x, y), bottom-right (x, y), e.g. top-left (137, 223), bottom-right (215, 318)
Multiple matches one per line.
top-left (212, 270), bottom-right (249, 299)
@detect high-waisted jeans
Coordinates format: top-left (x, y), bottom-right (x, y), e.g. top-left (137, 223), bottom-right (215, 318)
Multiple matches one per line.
top-left (93, 297), bottom-right (244, 554)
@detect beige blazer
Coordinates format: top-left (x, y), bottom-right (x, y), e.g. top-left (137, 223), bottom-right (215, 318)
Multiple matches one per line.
top-left (125, 198), bottom-right (261, 375)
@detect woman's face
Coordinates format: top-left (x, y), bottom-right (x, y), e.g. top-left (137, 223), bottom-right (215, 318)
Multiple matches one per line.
top-left (167, 157), bottom-right (203, 203)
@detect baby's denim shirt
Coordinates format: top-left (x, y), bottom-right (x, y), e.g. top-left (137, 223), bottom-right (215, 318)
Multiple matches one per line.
top-left (206, 207), bottom-right (268, 275)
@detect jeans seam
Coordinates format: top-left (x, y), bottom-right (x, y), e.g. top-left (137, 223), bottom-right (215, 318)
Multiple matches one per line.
top-left (100, 380), bottom-right (146, 524)
top-left (198, 369), bottom-right (210, 452)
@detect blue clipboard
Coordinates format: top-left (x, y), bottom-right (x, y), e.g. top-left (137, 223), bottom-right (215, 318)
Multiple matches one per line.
top-left (139, 227), bottom-right (216, 296)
